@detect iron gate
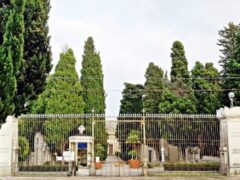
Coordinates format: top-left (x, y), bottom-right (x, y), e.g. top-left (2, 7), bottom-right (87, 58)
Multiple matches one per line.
top-left (17, 114), bottom-right (220, 177)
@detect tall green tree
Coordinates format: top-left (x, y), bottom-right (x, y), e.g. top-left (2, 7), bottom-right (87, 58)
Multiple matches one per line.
top-left (170, 41), bottom-right (189, 84)
top-left (0, 0), bottom-right (12, 45)
top-left (218, 22), bottom-right (240, 73)
top-left (80, 37), bottom-right (105, 113)
top-left (14, 0), bottom-right (52, 115)
top-left (159, 41), bottom-right (196, 113)
top-left (0, 0), bottom-right (25, 124)
top-left (143, 62), bottom-right (164, 113)
top-left (218, 22), bottom-right (240, 106)
top-left (32, 49), bottom-right (85, 153)
top-left (191, 62), bottom-right (221, 113)
top-left (32, 48), bottom-right (85, 114)
top-left (119, 83), bottom-right (144, 114)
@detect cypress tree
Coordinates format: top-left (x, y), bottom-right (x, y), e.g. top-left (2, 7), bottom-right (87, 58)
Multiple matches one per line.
top-left (170, 40), bottom-right (189, 84)
top-left (0, 0), bottom-right (25, 123)
top-left (32, 48), bottom-right (85, 114)
top-left (159, 41), bottom-right (196, 113)
top-left (14, 0), bottom-right (52, 115)
top-left (80, 37), bottom-right (106, 113)
top-left (191, 62), bottom-right (220, 113)
top-left (0, 0), bottom-right (11, 45)
top-left (119, 83), bottom-right (144, 114)
top-left (32, 48), bottom-right (85, 154)
top-left (143, 62), bottom-right (164, 113)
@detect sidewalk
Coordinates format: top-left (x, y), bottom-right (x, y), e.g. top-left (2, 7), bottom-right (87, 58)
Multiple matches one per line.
top-left (1, 176), bottom-right (240, 180)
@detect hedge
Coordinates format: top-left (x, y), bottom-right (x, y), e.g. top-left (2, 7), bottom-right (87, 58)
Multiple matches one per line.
top-left (163, 162), bottom-right (220, 171)
top-left (19, 165), bottom-right (68, 172)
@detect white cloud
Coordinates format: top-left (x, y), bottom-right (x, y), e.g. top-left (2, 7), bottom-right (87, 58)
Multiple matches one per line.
top-left (49, 0), bottom-right (240, 115)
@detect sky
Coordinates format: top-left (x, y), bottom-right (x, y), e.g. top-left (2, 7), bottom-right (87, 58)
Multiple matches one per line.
top-left (49, 0), bottom-right (240, 116)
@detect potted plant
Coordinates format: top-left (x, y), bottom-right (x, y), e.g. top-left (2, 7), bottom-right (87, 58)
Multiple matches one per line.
top-left (125, 130), bottom-right (141, 168)
top-left (95, 143), bottom-right (105, 169)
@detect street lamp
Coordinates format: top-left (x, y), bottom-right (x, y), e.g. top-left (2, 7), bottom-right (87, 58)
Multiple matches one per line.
top-left (228, 92), bottom-right (235, 108)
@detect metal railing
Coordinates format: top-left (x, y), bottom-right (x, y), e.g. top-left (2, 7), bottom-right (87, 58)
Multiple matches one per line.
top-left (18, 113), bottom-right (220, 177)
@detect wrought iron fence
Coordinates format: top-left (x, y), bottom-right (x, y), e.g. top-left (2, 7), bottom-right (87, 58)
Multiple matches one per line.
top-left (18, 113), bottom-right (220, 177)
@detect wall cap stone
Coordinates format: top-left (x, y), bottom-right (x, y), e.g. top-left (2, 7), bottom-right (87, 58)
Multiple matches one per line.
top-left (217, 107), bottom-right (240, 120)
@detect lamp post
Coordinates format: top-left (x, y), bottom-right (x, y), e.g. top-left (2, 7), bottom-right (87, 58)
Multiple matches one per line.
top-left (142, 107), bottom-right (148, 176)
top-left (228, 92), bottom-right (235, 108)
top-left (90, 109), bottom-right (96, 175)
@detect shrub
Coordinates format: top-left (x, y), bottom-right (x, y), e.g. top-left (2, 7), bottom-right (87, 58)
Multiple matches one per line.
top-left (19, 165), bottom-right (68, 172)
top-left (18, 136), bottom-right (30, 161)
top-left (163, 162), bottom-right (220, 171)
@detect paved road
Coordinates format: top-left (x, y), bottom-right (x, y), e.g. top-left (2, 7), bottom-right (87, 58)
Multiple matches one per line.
top-left (96, 155), bottom-right (142, 176)
top-left (2, 176), bottom-right (240, 180)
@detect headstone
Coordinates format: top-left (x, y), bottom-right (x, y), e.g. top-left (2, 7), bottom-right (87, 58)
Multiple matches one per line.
top-left (168, 145), bottom-right (178, 162)
top-left (185, 147), bottom-right (200, 162)
top-left (30, 132), bottom-right (52, 165)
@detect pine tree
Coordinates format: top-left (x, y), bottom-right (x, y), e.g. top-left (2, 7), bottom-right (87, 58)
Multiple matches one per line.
top-left (0, 0), bottom-right (25, 124)
top-left (119, 83), bottom-right (144, 114)
top-left (191, 61), bottom-right (220, 113)
top-left (14, 0), bottom-right (52, 115)
top-left (80, 37), bottom-right (106, 113)
top-left (218, 22), bottom-right (240, 106)
top-left (218, 22), bottom-right (239, 74)
top-left (143, 62), bottom-right (164, 113)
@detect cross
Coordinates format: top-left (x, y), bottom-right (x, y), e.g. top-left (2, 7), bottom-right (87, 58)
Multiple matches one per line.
top-left (78, 125), bottom-right (85, 135)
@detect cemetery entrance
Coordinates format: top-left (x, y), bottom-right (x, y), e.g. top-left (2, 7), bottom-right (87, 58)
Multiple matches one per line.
top-left (17, 114), bottom-right (220, 177)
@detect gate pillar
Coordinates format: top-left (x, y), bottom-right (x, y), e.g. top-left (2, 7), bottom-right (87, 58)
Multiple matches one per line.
top-left (217, 107), bottom-right (240, 175)
top-left (0, 116), bottom-right (18, 176)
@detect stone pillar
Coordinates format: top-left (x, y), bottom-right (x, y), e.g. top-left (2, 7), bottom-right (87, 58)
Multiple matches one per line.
top-left (217, 107), bottom-right (240, 175)
top-left (0, 116), bottom-right (18, 176)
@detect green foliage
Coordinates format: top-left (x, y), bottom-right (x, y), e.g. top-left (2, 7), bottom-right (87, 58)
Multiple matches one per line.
top-left (119, 83), bottom-right (144, 113)
top-left (95, 143), bottom-right (105, 161)
top-left (32, 48), bottom-right (85, 114)
top-left (143, 62), bottom-right (164, 113)
top-left (80, 37), bottom-right (105, 113)
top-left (18, 136), bottom-right (30, 161)
top-left (163, 162), bottom-right (220, 171)
top-left (159, 41), bottom-right (196, 114)
top-left (218, 22), bottom-right (240, 73)
top-left (0, 1), bottom-right (11, 45)
top-left (126, 130), bottom-right (140, 159)
top-left (14, 0), bottom-right (52, 115)
top-left (0, 0), bottom-right (25, 124)
top-left (159, 89), bottom-right (196, 114)
top-left (218, 23), bottom-right (240, 106)
top-left (127, 150), bottom-right (138, 159)
top-left (32, 49), bottom-right (85, 152)
top-left (191, 61), bottom-right (221, 113)
top-left (125, 130), bottom-right (141, 144)
top-left (170, 41), bottom-right (189, 83)
top-left (19, 165), bottom-right (68, 172)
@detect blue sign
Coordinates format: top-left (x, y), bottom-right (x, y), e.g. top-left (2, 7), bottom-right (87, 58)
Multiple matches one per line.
top-left (78, 143), bottom-right (87, 149)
